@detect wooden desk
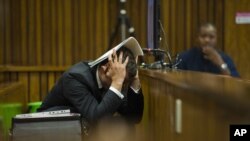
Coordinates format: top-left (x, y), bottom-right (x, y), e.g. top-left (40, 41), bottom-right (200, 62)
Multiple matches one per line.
top-left (139, 69), bottom-right (250, 141)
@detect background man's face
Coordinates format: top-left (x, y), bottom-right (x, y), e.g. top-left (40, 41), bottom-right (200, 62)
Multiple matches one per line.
top-left (198, 26), bottom-right (217, 48)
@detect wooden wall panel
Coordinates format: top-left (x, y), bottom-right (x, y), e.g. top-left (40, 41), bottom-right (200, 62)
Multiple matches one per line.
top-left (41, 0), bottom-right (51, 65)
top-left (214, 0), bottom-right (225, 50)
top-left (29, 72), bottom-right (40, 101)
top-left (36, 0), bottom-right (42, 65)
top-left (10, 72), bottom-right (18, 81)
top-left (56, 0), bottom-right (63, 65)
top-left (20, 0), bottom-right (28, 65)
top-left (11, 0), bottom-right (21, 65)
top-left (128, 0), bottom-right (147, 48)
top-left (18, 72), bottom-right (29, 103)
top-left (224, 0), bottom-right (250, 79)
top-left (4, 0), bottom-right (11, 64)
top-left (185, 0), bottom-right (192, 51)
top-left (0, 74), bottom-right (3, 83)
top-left (64, 0), bottom-right (72, 65)
top-left (71, 0), bottom-right (78, 64)
top-left (48, 72), bottom-right (55, 93)
top-left (0, 0), bottom-right (111, 66)
top-left (160, 0), bottom-right (225, 56)
top-left (27, 0), bottom-right (36, 65)
top-left (95, 0), bottom-right (104, 58)
top-left (40, 72), bottom-right (48, 100)
top-left (0, 0), bottom-right (3, 68)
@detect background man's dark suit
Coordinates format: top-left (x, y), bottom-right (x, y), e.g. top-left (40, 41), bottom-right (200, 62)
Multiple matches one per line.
top-left (38, 62), bottom-right (144, 123)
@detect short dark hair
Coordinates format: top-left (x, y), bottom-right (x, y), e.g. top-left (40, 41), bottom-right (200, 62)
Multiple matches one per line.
top-left (198, 22), bottom-right (217, 33)
top-left (100, 47), bottom-right (137, 81)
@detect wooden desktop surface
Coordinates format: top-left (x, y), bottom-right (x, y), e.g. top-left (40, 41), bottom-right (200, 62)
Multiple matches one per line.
top-left (138, 69), bottom-right (250, 141)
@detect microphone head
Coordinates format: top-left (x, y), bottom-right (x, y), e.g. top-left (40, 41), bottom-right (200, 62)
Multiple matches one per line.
top-left (142, 48), bottom-right (166, 53)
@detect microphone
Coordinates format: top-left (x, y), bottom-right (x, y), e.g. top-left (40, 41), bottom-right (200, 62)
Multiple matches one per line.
top-left (141, 48), bottom-right (170, 69)
top-left (142, 48), bottom-right (166, 54)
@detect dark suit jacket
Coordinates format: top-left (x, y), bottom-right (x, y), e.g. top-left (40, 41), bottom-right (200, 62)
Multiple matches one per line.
top-left (38, 62), bottom-right (144, 123)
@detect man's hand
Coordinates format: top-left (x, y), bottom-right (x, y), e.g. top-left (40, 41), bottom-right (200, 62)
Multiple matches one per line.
top-left (202, 46), bottom-right (224, 66)
top-left (202, 46), bottom-right (231, 75)
top-left (130, 56), bottom-right (141, 91)
top-left (106, 50), bottom-right (129, 92)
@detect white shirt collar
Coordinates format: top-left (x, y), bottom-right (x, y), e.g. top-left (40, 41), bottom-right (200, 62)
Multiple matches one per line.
top-left (96, 67), bottom-right (103, 89)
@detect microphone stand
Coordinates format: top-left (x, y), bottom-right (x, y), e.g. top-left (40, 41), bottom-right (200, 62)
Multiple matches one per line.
top-left (141, 48), bottom-right (169, 69)
top-left (141, 20), bottom-right (174, 69)
top-left (158, 20), bottom-right (173, 68)
top-left (108, 0), bottom-right (135, 50)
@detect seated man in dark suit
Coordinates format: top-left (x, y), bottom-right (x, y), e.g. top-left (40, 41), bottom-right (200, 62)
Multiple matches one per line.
top-left (38, 37), bottom-right (144, 125)
top-left (177, 23), bottom-right (239, 77)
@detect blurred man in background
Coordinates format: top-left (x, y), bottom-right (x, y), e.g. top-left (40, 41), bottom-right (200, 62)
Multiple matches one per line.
top-left (177, 23), bottom-right (239, 77)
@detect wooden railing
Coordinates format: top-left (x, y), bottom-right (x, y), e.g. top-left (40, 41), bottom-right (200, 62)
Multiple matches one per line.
top-left (0, 81), bottom-right (27, 141)
top-left (0, 82), bottom-right (26, 108)
top-left (0, 66), bottom-right (69, 103)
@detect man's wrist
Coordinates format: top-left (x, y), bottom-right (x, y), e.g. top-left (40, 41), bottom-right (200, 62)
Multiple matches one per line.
top-left (130, 78), bottom-right (141, 90)
top-left (109, 86), bottom-right (124, 99)
top-left (111, 81), bottom-right (123, 92)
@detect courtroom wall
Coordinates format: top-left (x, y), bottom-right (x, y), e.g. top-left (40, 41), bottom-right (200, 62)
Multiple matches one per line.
top-left (0, 0), bottom-right (250, 102)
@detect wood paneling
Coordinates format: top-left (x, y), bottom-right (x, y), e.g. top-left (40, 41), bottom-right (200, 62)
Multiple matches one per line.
top-left (0, 0), bottom-right (4, 68)
top-left (0, 0), bottom-right (244, 64)
top-left (20, 0), bottom-right (28, 65)
top-left (0, 66), bottom-right (67, 103)
top-left (0, 0), bottom-right (248, 62)
top-left (29, 72), bottom-right (40, 102)
top-left (224, 0), bottom-right (250, 79)
top-left (0, 0), bottom-right (146, 65)
top-left (160, 0), bottom-right (225, 55)
top-left (0, 0), bottom-right (112, 66)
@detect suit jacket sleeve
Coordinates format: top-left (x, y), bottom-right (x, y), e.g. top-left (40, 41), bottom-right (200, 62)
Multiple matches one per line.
top-left (63, 74), bottom-right (123, 122)
top-left (118, 87), bottom-right (144, 123)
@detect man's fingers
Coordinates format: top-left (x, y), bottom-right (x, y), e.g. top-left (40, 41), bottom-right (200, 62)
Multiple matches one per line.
top-left (106, 70), bottom-right (111, 77)
top-left (108, 53), bottom-right (113, 63)
top-left (113, 49), bottom-right (117, 62)
top-left (119, 51), bottom-right (123, 63)
top-left (123, 56), bottom-right (129, 66)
